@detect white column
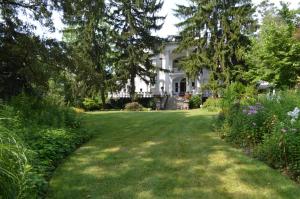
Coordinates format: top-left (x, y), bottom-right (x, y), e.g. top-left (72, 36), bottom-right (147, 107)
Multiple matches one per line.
top-left (186, 78), bottom-right (190, 93)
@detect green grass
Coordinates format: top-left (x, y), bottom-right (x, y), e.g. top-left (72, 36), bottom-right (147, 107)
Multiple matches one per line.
top-left (48, 109), bottom-right (300, 199)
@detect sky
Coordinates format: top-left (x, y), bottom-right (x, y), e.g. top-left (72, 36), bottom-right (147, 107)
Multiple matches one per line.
top-left (37, 0), bottom-right (299, 40)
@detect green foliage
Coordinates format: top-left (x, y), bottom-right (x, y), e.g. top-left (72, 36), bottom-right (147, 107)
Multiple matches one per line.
top-left (202, 98), bottom-right (221, 111)
top-left (82, 98), bottom-right (101, 111)
top-left (189, 95), bottom-right (201, 109)
top-left (218, 89), bottom-right (300, 181)
top-left (0, 126), bottom-right (28, 199)
top-left (124, 102), bottom-right (144, 111)
top-left (175, 0), bottom-right (256, 86)
top-left (62, 0), bottom-right (111, 105)
top-left (0, 95), bottom-right (90, 198)
top-left (221, 83), bottom-right (257, 111)
top-left (245, 4), bottom-right (300, 88)
top-left (109, 0), bottom-right (165, 100)
top-left (0, 0), bottom-right (68, 99)
top-left (107, 98), bottom-right (155, 110)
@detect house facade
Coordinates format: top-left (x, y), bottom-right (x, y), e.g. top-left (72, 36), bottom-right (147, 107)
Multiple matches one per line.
top-left (109, 41), bottom-right (210, 99)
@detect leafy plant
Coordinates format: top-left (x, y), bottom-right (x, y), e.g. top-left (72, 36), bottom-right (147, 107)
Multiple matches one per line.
top-left (189, 95), bottom-right (201, 109)
top-left (0, 94), bottom-right (91, 198)
top-left (202, 98), bottom-right (221, 111)
top-left (125, 102), bottom-right (144, 111)
top-left (82, 98), bottom-right (101, 111)
top-left (218, 89), bottom-right (300, 181)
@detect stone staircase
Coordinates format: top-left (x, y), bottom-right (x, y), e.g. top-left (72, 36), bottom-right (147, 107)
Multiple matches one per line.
top-left (166, 96), bottom-right (189, 110)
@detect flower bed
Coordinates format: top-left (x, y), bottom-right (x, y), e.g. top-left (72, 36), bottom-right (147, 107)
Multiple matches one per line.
top-left (218, 84), bottom-right (300, 181)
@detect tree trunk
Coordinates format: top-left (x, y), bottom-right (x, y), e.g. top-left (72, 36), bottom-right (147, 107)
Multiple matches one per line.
top-left (100, 85), bottom-right (106, 109)
top-left (99, 72), bottom-right (106, 109)
top-left (130, 73), bottom-right (136, 102)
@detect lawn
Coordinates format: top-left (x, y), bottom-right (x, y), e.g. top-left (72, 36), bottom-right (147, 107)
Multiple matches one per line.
top-left (47, 109), bottom-right (300, 199)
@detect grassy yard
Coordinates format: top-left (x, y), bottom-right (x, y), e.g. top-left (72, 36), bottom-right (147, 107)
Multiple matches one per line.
top-left (48, 110), bottom-right (300, 199)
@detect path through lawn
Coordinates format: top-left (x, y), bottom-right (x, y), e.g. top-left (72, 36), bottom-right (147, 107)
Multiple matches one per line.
top-left (48, 110), bottom-right (300, 199)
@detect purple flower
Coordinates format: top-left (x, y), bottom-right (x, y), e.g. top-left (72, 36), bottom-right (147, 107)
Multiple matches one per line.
top-left (242, 104), bottom-right (263, 115)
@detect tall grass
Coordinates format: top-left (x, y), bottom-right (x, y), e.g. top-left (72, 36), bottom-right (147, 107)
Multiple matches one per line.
top-left (0, 94), bottom-right (91, 198)
top-left (0, 121), bottom-right (28, 198)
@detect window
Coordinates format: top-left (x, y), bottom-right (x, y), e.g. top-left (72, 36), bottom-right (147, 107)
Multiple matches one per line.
top-left (192, 82), bottom-right (195, 87)
top-left (175, 83), bottom-right (179, 92)
top-left (140, 88), bottom-right (143, 92)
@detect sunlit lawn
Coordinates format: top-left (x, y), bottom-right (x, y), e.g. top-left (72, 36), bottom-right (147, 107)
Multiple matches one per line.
top-left (48, 109), bottom-right (300, 199)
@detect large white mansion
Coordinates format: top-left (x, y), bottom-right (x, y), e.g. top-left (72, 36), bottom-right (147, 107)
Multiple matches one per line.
top-left (109, 39), bottom-right (210, 99)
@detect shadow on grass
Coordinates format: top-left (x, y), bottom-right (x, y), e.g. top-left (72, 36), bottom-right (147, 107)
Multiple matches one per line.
top-left (48, 110), bottom-right (300, 199)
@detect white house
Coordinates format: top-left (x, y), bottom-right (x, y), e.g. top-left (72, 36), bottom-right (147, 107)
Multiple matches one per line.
top-left (109, 39), bottom-right (210, 99)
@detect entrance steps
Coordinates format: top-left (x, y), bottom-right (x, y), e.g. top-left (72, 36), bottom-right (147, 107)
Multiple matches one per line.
top-left (166, 96), bottom-right (189, 110)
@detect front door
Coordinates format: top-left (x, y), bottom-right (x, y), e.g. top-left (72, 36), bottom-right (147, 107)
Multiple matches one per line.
top-left (180, 78), bottom-right (186, 96)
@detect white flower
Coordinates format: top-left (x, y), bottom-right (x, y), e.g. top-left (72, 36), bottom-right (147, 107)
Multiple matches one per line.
top-left (288, 107), bottom-right (300, 124)
top-left (288, 107), bottom-right (300, 117)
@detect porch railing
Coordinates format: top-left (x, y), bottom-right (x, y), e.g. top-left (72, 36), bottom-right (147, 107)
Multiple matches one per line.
top-left (108, 92), bottom-right (154, 99)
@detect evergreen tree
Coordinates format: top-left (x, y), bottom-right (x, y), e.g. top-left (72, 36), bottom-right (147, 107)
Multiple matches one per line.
top-left (108, 0), bottom-right (165, 100)
top-left (62, 0), bottom-right (112, 105)
top-left (0, 0), bottom-right (66, 99)
top-left (175, 0), bottom-right (256, 91)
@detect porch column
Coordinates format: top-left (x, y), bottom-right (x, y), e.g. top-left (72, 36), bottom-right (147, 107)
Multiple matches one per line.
top-left (186, 78), bottom-right (190, 93)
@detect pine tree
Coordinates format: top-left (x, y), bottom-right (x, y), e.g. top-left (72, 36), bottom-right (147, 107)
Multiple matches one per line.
top-left (108, 0), bottom-right (165, 100)
top-left (0, 0), bottom-right (65, 98)
top-left (62, 0), bottom-right (111, 105)
top-left (175, 0), bottom-right (256, 91)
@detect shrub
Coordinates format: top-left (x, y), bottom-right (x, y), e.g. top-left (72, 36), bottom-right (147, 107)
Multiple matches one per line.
top-left (107, 98), bottom-right (155, 110)
top-left (189, 95), bottom-right (201, 109)
top-left (125, 102), bottom-right (144, 111)
top-left (202, 97), bottom-right (221, 111)
top-left (82, 98), bottom-right (101, 111)
top-left (0, 94), bottom-right (91, 198)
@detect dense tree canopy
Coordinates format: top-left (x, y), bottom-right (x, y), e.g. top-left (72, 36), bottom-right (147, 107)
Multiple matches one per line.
top-left (0, 0), bottom-right (66, 99)
top-left (1, 0), bottom-right (300, 103)
top-left (108, 0), bottom-right (165, 99)
top-left (175, 0), bottom-right (257, 90)
top-left (245, 3), bottom-right (300, 88)
top-left (61, 0), bottom-right (112, 105)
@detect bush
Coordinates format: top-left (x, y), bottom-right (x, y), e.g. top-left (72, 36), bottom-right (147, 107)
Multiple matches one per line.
top-left (0, 94), bottom-right (91, 198)
top-left (107, 98), bottom-right (155, 110)
top-left (202, 97), bottom-right (221, 111)
top-left (189, 95), bottom-right (201, 109)
top-left (125, 102), bottom-right (144, 111)
top-left (218, 89), bottom-right (300, 181)
top-left (82, 98), bottom-right (101, 111)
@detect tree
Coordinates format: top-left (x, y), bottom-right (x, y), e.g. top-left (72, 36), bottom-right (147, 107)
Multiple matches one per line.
top-left (61, 0), bottom-right (112, 106)
top-left (108, 0), bottom-right (165, 100)
top-left (0, 0), bottom-right (65, 99)
top-left (245, 4), bottom-right (300, 88)
top-left (175, 0), bottom-right (256, 89)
